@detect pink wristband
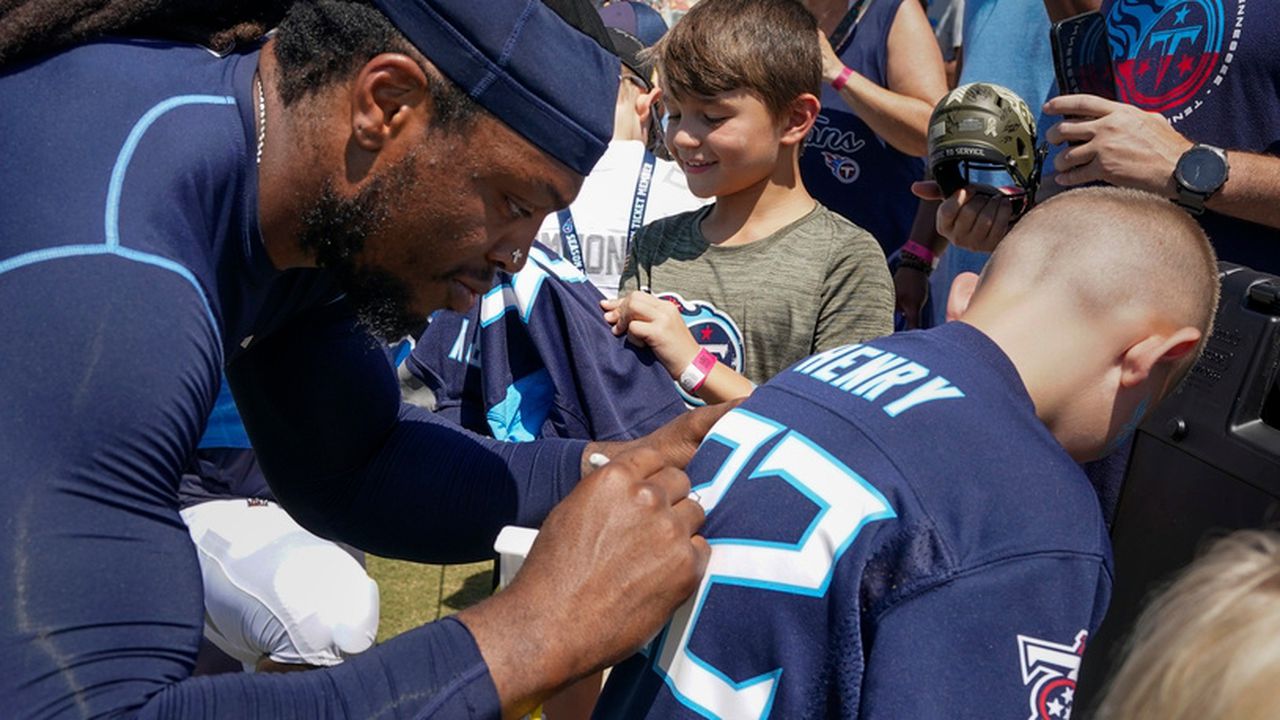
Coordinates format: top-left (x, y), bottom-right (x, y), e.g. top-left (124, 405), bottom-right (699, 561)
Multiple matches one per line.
top-left (679, 349), bottom-right (718, 394)
top-left (901, 240), bottom-right (936, 265)
top-left (831, 66), bottom-right (854, 92)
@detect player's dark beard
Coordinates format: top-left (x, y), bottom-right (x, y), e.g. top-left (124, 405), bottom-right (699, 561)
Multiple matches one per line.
top-left (298, 159), bottom-right (425, 341)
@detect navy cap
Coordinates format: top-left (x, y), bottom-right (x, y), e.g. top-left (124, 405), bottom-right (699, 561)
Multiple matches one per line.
top-left (370, 0), bottom-right (619, 175)
top-left (598, 1), bottom-right (669, 47)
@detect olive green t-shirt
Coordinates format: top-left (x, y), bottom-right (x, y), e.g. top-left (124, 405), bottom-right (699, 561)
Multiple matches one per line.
top-left (621, 203), bottom-right (894, 386)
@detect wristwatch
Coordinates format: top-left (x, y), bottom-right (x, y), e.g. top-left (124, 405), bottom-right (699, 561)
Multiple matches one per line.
top-left (1173, 144), bottom-right (1229, 215)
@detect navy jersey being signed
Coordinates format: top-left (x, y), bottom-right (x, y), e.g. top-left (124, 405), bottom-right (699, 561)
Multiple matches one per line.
top-left (407, 241), bottom-right (685, 443)
top-left (595, 322), bottom-right (1112, 720)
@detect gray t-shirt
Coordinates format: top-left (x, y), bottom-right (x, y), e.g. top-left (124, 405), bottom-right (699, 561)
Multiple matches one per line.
top-left (621, 203), bottom-right (893, 387)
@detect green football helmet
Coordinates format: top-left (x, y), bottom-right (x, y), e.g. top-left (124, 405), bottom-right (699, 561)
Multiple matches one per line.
top-left (927, 82), bottom-right (1046, 215)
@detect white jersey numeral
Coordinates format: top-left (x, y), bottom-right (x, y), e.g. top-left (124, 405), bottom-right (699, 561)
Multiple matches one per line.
top-left (654, 409), bottom-right (895, 719)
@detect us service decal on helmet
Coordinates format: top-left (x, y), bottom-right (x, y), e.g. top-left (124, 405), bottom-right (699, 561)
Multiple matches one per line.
top-left (927, 82), bottom-right (1045, 215)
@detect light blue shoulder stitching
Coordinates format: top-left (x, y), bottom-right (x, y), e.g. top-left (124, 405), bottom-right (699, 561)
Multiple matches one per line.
top-left (3, 94), bottom-right (242, 351)
top-left (0, 245), bottom-right (221, 347)
top-left (105, 94), bottom-right (237, 249)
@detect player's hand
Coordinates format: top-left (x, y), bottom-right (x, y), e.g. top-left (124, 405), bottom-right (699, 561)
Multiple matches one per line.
top-left (602, 292), bottom-right (701, 379)
top-left (457, 446), bottom-right (709, 715)
top-left (1044, 94), bottom-right (1193, 197)
top-left (912, 180), bottom-right (1012, 252)
top-left (894, 264), bottom-right (930, 329)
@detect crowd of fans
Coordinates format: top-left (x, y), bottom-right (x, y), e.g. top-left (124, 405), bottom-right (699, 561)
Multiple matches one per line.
top-left (1, 0), bottom-right (1278, 718)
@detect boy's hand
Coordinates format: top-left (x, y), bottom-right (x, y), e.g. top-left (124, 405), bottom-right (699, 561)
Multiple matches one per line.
top-left (602, 292), bottom-right (701, 379)
top-left (912, 180), bottom-right (1013, 253)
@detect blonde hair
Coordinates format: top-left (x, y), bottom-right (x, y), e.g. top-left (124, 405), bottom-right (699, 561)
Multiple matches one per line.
top-left (1095, 529), bottom-right (1280, 720)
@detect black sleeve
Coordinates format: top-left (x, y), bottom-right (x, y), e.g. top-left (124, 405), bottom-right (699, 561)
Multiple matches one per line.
top-left (227, 298), bottom-right (586, 562)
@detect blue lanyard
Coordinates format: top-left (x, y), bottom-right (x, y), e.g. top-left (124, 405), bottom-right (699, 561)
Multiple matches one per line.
top-left (557, 150), bottom-right (656, 275)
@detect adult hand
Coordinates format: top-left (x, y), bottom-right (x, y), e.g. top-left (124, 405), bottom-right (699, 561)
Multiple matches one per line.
top-left (894, 265), bottom-right (930, 329)
top-left (1044, 94), bottom-right (1193, 196)
top-left (815, 29), bottom-right (846, 85)
top-left (602, 291), bottom-right (701, 378)
top-left (457, 446), bottom-right (710, 716)
top-left (912, 180), bottom-right (1012, 252)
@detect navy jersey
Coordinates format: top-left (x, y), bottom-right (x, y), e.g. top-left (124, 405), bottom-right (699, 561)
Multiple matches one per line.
top-left (408, 241), bottom-right (685, 442)
top-left (595, 322), bottom-right (1112, 720)
top-left (177, 376), bottom-right (271, 508)
top-left (801, 0), bottom-right (925, 256)
top-left (1100, 0), bottom-right (1280, 273)
top-left (0, 40), bottom-right (587, 717)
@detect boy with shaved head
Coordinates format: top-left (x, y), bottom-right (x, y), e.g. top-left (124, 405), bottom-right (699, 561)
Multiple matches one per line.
top-left (594, 186), bottom-right (1219, 719)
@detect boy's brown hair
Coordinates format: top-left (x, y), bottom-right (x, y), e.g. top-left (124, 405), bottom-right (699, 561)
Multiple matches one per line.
top-left (649, 0), bottom-right (821, 120)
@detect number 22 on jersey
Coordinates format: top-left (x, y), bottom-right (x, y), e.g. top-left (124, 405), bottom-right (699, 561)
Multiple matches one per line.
top-left (653, 408), bottom-right (896, 719)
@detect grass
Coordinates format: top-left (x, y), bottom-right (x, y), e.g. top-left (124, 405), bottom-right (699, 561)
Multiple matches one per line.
top-left (366, 557), bottom-right (495, 642)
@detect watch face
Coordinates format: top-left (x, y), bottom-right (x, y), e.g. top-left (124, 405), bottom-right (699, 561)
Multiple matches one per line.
top-left (1177, 147), bottom-right (1228, 194)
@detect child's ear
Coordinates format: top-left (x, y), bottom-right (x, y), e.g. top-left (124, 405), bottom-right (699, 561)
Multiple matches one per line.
top-left (635, 86), bottom-right (661, 131)
top-left (1119, 327), bottom-right (1203, 389)
top-left (946, 272), bottom-right (981, 322)
top-left (779, 93), bottom-right (820, 146)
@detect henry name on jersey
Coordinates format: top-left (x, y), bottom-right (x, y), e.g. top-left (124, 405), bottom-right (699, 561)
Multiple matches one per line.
top-left (790, 341), bottom-right (966, 417)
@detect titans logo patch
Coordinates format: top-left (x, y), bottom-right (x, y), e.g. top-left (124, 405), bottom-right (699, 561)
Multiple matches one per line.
top-left (1108, 0), bottom-right (1244, 118)
top-left (1018, 630), bottom-right (1087, 720)
top-left (657, 292), bottom-right (745, 405)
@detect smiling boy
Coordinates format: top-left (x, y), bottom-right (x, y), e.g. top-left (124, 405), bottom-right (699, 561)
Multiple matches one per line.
top-left (604, 0), bottom-right (893, 403)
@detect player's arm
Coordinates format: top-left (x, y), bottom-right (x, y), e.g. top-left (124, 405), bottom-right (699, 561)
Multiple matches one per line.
top-left (602, 290), bottom-right (756, 404)
top-left (138, 447), bottom-right (709, 719)
top-left (859, 554), bottom-right (1111, 719)
top-left (227, 298), bottom-right (589, 562)
top-left (230, 297), bottom-right (727, 561)
top-left (814, 230), bottom-right (895, 350)
top-left (820, 0), bottom-right (948, 157)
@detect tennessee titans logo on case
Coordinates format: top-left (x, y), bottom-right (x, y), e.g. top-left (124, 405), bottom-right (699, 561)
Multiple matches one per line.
top-left (1108, 0), bottom-right (1243, 118)
top-left (657, 292), bottom-right (745, 405)
top-left (1018, 630), bottom-right (1087, 720)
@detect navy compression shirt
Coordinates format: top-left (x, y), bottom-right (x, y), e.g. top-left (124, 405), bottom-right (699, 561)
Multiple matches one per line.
top-left (0, 40), bottom-right (590, 717)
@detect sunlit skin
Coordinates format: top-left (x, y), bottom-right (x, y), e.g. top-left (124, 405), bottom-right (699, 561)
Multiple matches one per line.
top-left (253, 40), bottom-right (582, 323)
top-left (661, 88), bottom-right (819, 247)
top-left (663, 89), bottom-right (788, 202)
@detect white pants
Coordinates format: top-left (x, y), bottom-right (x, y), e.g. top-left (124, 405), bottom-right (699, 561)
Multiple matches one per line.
top-left (181, 499), bottom-right (380, 667)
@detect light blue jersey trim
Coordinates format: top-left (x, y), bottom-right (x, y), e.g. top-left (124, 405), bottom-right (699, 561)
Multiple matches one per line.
top-left (0, 94), bottom-right (237, 347)
top-left (197, 374), bottom-right (252, 449)
top-left (106, 94), bottom-right (237, 249)
top-left (486, 369), bottom-right (556, 443)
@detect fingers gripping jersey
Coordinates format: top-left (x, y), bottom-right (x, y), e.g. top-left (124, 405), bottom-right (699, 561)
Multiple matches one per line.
top-left (595, 323), bottom-right (1113, 719)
